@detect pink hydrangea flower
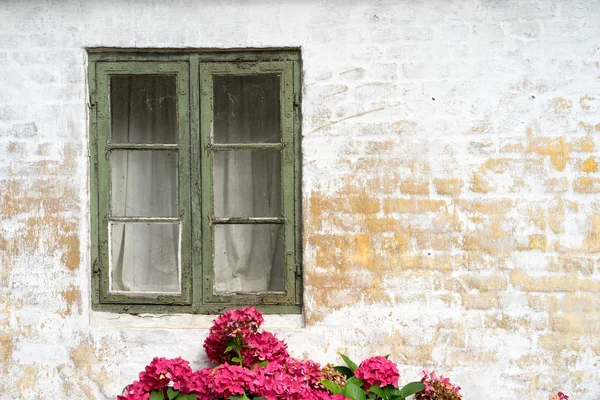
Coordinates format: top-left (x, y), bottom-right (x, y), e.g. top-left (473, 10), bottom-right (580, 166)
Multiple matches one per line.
top-left (118, 357), bottom-right (193, 400)
top-left (242, 331), bottom-right (289, 367)
top-left (208, 363), bottom-right (254, 398)
top-left (416, 370), bottom-right (462, 400)
top-left (285, 357), bottom-right (323, 389)
top-left (354, 356), bottom-right (400, 390)
top-left (183, 368), bottom-right (214, 400)
top-left (204, 306), bottom-right (264, 364)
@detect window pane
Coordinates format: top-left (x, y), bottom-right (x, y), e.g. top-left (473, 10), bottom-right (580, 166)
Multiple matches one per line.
top-left (110, 223), bottom-right (180, 294)
top-left (214, 224), bottom-right (284, 293)
top-left (111, 150), bottom-right (178, 217)
top-left (213, 75), bottom-right (280, 143)
top-left (213, 150), bottom-right (281, 217)
top-left (110, 75), bottom-right (177, 144)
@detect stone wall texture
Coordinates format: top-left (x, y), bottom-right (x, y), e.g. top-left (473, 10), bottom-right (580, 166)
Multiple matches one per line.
top-left (1, 0), bottom-right (600, 398)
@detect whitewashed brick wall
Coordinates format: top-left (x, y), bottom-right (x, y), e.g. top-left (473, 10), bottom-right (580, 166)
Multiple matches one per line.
top-left (1, 1), bottom-right (600, 398)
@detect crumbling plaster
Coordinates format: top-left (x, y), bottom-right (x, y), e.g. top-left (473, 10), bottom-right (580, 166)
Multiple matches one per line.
top-left (1, 0), bottom-right (600, 398)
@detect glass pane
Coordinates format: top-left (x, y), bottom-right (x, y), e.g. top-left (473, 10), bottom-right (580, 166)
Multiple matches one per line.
top-left (110, 223), bottom-right (180, 294)
top-left (214, 224), bottom-right (284, 293)
top-left (111, 150), bottom-right (178, 217)
top-left (110, 75), bottom-right (177, 144)
top-left (213, 74), bottom-right (280, 143)
top-left (213, 150), bottom-right (281, 217)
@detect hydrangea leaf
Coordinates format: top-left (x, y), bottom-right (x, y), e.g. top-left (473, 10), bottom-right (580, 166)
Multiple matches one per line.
top-left (396, 382), bottom-right (426, 399)
top-left (368, 385), bottom-right (386, 399)
top-left (149, 391), bottom-right (164, 400)
top-left (344, 381), bottom-right (367, 400)
top-left (383, 385), bottom-right (400, 399)
top-left (321, 380), bottom-right (344, 394)
top-left (347, 377), bottom-right (363, 387)
top-left (175, 395), bottom-right (198, 400)
top-left (167, 387), bottom-right (179, 400)
top-left (333, 366), bottom-right (354, 378)
top-left (339, 353), bottom-right (359, 371)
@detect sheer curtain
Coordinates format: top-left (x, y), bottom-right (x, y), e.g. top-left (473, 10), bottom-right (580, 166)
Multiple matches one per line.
top-left (108, 74), bottom-right (284, 295)
top-left (109, 75), bottom-right (180, 294)
top-left (213, 75), bottom-right (284, 293)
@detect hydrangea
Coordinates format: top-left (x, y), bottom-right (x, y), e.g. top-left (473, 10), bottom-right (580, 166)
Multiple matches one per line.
top-left (203, 306), bottom-right (264, 364)
top-left (285, 357), bottom-right (324, 390)
top-left (251, 362), bottom-right (303, 400)
top-left (415, 370), bottom-right (462, 400)
top-left (182, 368), bottom-right (213, 400)
top-left (208, 363), bottom-right (254, 399)
top-left (242, 331), bottom-right (289, 367)
top-left (549, 392), bottom-right (569, 400)
top-left (354, 356), bottom-right (400, 389)
top-left (117, 357), bottom-right (192, 400)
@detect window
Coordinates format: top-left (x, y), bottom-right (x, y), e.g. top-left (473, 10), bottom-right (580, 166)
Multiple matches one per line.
top-left (88, 50), bottom-right (302, 314)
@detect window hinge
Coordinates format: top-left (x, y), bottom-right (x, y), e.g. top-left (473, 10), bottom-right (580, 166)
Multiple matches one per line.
top-left (295, 263), bottom-right (302, 277)
top-left (293, 93), bottom-right (300, 108)
top-left (88, 94), bottom-right (97, 109)
top-left (92, 259), bottom-right (100, 274)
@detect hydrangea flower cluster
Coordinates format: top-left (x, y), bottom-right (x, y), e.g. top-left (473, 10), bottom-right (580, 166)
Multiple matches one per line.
top-left (549, 392), bottom-right (569, 400)
top-left (117, 357), bottom-right (192, 400)
top-left (203, 306), bottom-right (264, 364)
top-left (120, 307), bottom-right (347, 400)
top-left (119, 307), bottom-right (566, 400)
top-left (354, 356), bottom-right (400, 390)
top-left (414, 370), bottom-right (462, 400)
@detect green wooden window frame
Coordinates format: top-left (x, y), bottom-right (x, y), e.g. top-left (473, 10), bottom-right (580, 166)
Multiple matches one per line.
top-left (88, 50), bottom-right (302, 314)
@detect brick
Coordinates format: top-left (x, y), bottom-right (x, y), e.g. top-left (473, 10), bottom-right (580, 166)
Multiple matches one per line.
top-left (469, 173), bottom-right (490, 193)
top-left (400, 178), bottom-right (429, 195)
top-left (572, 136), bottom-right (595, 152)
top-left (550, 313), bottom-right (600, 333)
top-left (573, 177), bottom-right (600, 193)
top-left (544, 177), bottom-right (569, 193)
top-left (510, 269), bottom-right (600, 292)
top-left (384, 198), bottom-right (446, 214)
top-left (433, 178), bottom-right (462, 197)
top-left (461, 292), bottom-right (499, 309)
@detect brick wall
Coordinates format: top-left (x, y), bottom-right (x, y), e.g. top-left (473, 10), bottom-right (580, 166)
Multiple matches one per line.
top-left (1, 0), bottom-right (599, 398)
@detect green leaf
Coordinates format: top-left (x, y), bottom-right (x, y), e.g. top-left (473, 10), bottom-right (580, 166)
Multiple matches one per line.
top-left (339, 353), bottom-right (359, 371)
top-left (149, 391), bottom-right (164, 400)
top-left (368, 385), bottom-right (386, 399)
top-left (320, 380), bottom-right (343, 394)
top-left (254, 398), bottom-right (267, 400)
top-left (175, 395), bottom-right (198, 400)
top-left (383, 386), bottom-right (400, 399)
top-left (226, 396), bottom-right (241, 400)
top-left (396, 382), bottom-right (426, 399)
top-left (343, 381), bottom-right (367, 400)
top-left (334, 366), bottom-right (354, 378)
top-left (346, 377), bottom-right (363, 387)
top-left (225, 345), bottom-right (236, 353)
top-left (258, 361), bottom-right (268, 367)
top-left (231, 357), bottom-right (243, 363)
top-left (167, 387), bottom-right (179, 400)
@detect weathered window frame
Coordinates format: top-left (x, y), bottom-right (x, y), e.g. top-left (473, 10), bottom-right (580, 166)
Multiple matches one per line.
top-left (88, 49), bottom-right (302, 314)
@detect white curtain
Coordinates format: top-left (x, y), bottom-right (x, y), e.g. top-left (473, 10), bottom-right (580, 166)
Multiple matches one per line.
top-left (212, 75), bottom-right (284, 293)
top-left (110, 75), bottom-right (180, 294)
top-left (109, 74), bottom-right (284, 295)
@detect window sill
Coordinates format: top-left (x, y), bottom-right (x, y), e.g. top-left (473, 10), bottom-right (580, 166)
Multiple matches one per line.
top-left (89, 309), bottom-right (305, 330)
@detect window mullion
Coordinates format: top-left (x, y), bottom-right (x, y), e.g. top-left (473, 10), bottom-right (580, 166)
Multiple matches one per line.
top-left (199, 62), bottom-right (215, 309)
top-left (190, 53), bottom-right (203, 313)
